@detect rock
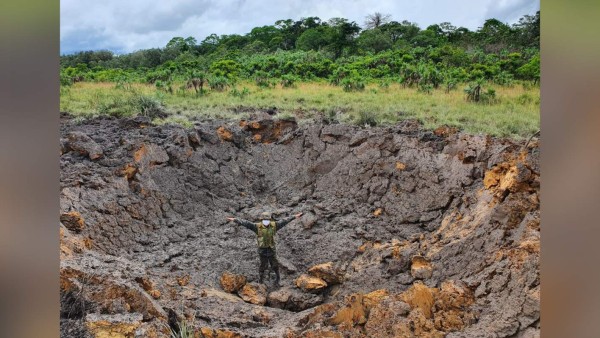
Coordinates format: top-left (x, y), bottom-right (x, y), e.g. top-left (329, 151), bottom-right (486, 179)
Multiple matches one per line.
top-left (411, 255), bottom-right (433, 279)
top-left (133, 143), bottom-right (169, 171)
top-left (432, 280), bottom-right (476, 332)
top-left (308, 262), bottom-right (344, 284)
top-left (176, 274), bottom-right (190, 286)
top-left (85, 313), bottom-right (142, 338)
top-left (400, 282), bottom-right (438, 319)
top-left (60, 225), bottom-right (88, 259)
top-left (295, 274), bottom-right (327, 292)
top-left (195, 126), bottom-right (219, 144)
top-left (60, 211), bottom-right (85, 233)
top-left (217, 126), bottom-right (233, 142)
top-left (237, 282), bottom-right (267, 305)
top-left (301, 211), bottom-right (318, 229)
top-left (201, 288), bottom-right (243, 303)
top-left (266, 288), bottom-right (291, 309)
top-left (267, 287), bottom-right (323, 312)
top-left (134, 276), bottom-right (155, 292)
top-left (363, 289), bottom-right (389, 310)
top-left (364, 299), bottom-right (412, 338)
top-left (60, 255), bottom-right (167, 321)
top-left (220, 271), bottom-right (247, 293)
top-left (148, 290), bottom-right (161, 299)
top-left (330, 293), bottom-right (367, 327)
top-left (66, 131), bottom-right (104, 160)
top-left (251, 307), bottom-right (272, 324)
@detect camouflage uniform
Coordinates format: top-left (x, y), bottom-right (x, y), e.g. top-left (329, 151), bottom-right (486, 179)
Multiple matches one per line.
top-left (233, 215), bottom-right (296, 284)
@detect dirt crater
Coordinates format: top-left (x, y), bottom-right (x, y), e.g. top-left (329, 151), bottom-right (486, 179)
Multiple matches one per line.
top-left (60, 115), bottom-right (539, 337)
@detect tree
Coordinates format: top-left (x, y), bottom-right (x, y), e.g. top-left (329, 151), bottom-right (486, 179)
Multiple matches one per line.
top-left (379, 20), bottom-right (420, 43)
top-left (296, 26), bottom-right (336, 52)
top-left (516, 53), bottom-right (540, 84)
top-left (166, 36), bottom-right (197, 53)
top-left (357, 29), bottom-right (393, 53)
top-left (327, 18), bottom-right (361, 57)
top-left (364, 12), bottom-right (392, 29)
top-left (512, 11), bottom-right (540, 49)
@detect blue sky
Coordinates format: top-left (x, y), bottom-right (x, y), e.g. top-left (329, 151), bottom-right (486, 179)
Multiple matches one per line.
top-left (60, 0), bottom-right (540, 55)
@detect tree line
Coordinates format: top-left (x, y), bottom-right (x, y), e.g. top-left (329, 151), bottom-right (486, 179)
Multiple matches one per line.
top-left (60, 12), bottom-right (540, 90)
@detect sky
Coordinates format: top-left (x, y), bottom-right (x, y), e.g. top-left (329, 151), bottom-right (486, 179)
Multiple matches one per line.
top-left (60, 0), bottom-right (540, 55)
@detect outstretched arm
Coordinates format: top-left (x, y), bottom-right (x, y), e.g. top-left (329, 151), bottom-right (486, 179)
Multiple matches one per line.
top-left (276, 213), bottom-right (303, 231)
top-left (226, 217), bottom-right (257, 233)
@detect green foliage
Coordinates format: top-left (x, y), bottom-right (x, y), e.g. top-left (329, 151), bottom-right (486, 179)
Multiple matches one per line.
top-left (210, 59), bottom-right (241, 79)
top-left (280, 74), bottom-right (299, 88)
top-left (493, 71), bottom-right (514, 87)
top-left (165, 317), bottom-right (195, 338)
top-left (230, 87), bottom-right (250, 98)
top-left (135, 95), bottom-right (166, 118)
top-left (355, 110), bottom-right (378, 127)
top-left (254, 70), bottom-right (274, 88)
top-left (516, 53), bottom-right (540, 83)
top-left (209, 76), bottom-right (230, 91)
top-left (341, 76), bottom-right (366, 92)
top-left (418, 82), bottom-right (434, 94)
top-left (60, 72), bottom-right (73, 86)
top-left (464, 80), bottom-right (497, 104)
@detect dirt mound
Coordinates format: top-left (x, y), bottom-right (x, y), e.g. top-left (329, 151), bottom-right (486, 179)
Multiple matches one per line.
top-left (60, 116), bottom-right (539, 337)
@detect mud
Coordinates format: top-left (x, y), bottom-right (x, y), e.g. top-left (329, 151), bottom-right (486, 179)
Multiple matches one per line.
top-left (60, 114), bottom-right (539, 337)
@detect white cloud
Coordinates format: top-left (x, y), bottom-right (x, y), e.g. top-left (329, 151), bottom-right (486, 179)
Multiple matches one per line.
top-left (60, 0), bottom-right (540, 54)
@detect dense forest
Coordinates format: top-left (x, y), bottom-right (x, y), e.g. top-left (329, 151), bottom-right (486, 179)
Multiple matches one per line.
top-left (60, 12), bottom-right (539, 93)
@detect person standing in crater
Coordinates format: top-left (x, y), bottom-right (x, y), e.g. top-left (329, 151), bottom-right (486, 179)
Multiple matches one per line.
top-left (226, 211), bottom-right (303, 286)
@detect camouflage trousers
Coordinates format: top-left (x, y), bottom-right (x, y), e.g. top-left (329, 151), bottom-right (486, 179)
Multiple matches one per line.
top-left (258, 248), bottom-right (279, 282)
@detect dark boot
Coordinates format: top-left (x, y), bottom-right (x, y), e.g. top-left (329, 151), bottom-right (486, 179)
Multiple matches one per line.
top-left (274, 268), bottom-right (281, 287)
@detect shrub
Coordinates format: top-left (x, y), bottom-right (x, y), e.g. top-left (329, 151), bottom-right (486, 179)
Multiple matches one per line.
top-left (134, 95), bottom-right (166, 118)
top-left (254, 71), bottom-right (273, 88)
top-left (517, 93), bottom-right (533, 105)
top-left (494, 71), bottom-right (514, 87)
top-left (378, 79), bottom-right (391, 90)
top-left (418, 82), bottom-right (433, 94)
top-left (209, 76), bottom-right (229, 92)
top-left (355, 111), bottom-right (378, 127)
top-left (60, 72), bottom-right (73, 86)
top-left (280, 74), bottom-right (299, 88)
top-left (465, 81), bottom-right (497, 104)
top-left (97, 96), bottom-right (131, 117)
top-left (230, 87), bottom-right (250, 99)
top-left (341, 77), bottom-right (365, 92)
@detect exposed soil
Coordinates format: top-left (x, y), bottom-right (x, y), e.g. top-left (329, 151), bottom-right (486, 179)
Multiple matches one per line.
top-left (59, 114), bottom-right (539, 337)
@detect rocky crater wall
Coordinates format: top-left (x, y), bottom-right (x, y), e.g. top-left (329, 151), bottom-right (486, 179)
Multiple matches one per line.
top-left (60, 115), bottom-right (540, 338)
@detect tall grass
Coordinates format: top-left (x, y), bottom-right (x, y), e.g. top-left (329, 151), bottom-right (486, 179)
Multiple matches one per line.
top-left (61, 81), bottom-right (539, 138)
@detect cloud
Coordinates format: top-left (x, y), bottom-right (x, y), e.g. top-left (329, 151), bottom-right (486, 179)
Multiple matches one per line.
top-left (60, 0), bottom-right (540, 54)
top-left (484, 0), bottom-right (540, 26)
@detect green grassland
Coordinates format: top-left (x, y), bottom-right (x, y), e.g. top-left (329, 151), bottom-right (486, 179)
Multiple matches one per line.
top-left (60, 81), bottom-right (539, 138)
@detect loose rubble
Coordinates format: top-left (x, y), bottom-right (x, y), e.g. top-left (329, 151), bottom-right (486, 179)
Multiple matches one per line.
top-left (60, 115), bottom-right (539, 337)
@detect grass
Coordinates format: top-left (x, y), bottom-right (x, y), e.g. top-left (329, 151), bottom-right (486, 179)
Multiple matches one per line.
top-left (60, 81), bottom-right (540, 138)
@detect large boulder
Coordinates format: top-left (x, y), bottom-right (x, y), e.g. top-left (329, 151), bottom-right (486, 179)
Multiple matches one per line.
top-left (267, 287), bottom-right (323, 312)
top-left (237, 282), bottom-right (267, 305)
top-left (295, 274), bottom-right (327, 292)
top-left (66, 131), bottom-right (103, 160)
top-left (220, 271), bottom-right (247, 293)
top-left (308, 262), bottom-right (345, 284)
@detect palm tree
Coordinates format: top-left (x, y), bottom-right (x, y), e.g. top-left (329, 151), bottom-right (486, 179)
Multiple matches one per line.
top-left (364, 12), bottom-right (392, 29)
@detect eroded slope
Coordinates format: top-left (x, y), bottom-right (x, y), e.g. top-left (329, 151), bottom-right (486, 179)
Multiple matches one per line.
top-left (60, 115), bottom-right (539, 337)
